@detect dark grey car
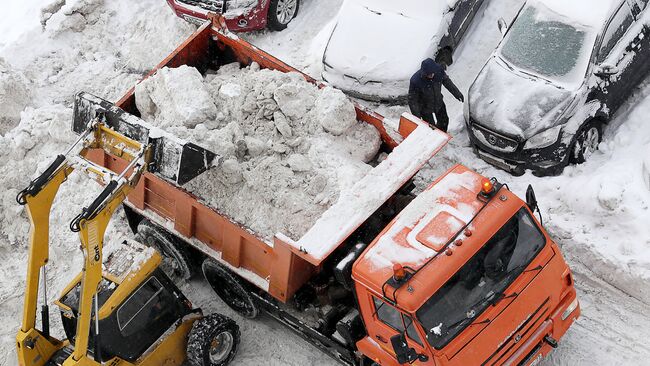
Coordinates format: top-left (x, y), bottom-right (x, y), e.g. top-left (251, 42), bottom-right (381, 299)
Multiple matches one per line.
top-left (465, 0), bottom-right (650, 176)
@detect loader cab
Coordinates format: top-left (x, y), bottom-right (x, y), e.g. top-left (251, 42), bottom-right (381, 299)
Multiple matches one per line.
top-left (54, 241), bottom-right (193, 362)
top-left (351, 165), bottom-right (579, 365)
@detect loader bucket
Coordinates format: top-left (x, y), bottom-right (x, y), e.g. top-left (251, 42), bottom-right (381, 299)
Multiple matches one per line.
top-left (72, 92), bottom-right (217, 185)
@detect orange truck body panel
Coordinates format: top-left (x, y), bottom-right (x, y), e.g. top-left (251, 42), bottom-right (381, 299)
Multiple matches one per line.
top-left (89, 19), bottom-right (446, 303)
top-left (353, 165), bottom-right (580, 365)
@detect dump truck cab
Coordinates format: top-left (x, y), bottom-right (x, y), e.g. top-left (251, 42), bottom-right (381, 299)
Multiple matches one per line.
top-left (52, 240), bottom-right (197, 364)
top-left (352, 165), bottom-right (580, 365)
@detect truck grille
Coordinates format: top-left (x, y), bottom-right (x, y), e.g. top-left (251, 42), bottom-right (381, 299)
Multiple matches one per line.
top-left (177, 0), bottom-right (225, 13)
top-left (471, 122), bottom-right (519, 153)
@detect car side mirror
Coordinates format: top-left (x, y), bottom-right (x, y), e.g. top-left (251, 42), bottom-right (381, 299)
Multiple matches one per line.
top-left (594, 64), bottom-right (620, 78)
top-left (390, 333), bottom-right (420, 364)
top-left (497, 18), bottom-right (509, 37)
top-left (526, 184), bottom-right (538, 212)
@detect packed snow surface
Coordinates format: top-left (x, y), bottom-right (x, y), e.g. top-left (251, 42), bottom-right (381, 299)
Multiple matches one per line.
top-left (135, 63), bottom-right (381, 241)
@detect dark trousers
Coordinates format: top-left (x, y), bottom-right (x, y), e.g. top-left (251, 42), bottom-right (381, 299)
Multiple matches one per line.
top-left (421, 104), bottom-right (449, 132)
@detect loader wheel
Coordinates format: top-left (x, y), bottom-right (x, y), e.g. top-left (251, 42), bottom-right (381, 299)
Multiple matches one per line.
top-left (136, 220), bottom-right (194, 282)
top-left (570, 119), bottom-right (603, 165)
top-left (267, 0), bottom-right (299, 31)
top-left (187, 313), bottom-right (240, 366)
top-left (202, 259), bottom-right (259, 319)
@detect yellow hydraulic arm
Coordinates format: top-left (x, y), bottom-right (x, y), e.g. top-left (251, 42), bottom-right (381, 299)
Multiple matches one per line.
top-left (16, 119), bottom-right (151, 366)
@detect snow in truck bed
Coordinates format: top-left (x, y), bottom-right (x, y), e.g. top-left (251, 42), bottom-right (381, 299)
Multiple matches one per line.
top-left (281, 121), bottom-right (450, 264)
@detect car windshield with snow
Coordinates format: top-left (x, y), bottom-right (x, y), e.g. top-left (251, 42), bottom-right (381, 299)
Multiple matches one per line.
top-left (322, 0), bottom-right (486, 101)
top-left (465, 0), bottom-right (650, 176)
top-left (416, 208), bottom-right (545, 349)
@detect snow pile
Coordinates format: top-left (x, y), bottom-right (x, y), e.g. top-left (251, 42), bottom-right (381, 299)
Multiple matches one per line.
top-left (0, 59), bottom-right (31, 135)
top-left (0, 1), bottom-right (194, 363)
top-left (135, 64), bottom-right (382, 240)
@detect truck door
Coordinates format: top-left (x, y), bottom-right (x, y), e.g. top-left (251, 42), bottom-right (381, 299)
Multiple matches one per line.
top-left (370, 296), bottom-right (433, 365)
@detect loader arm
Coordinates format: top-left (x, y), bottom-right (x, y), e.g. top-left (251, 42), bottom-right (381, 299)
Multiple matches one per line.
top-left (16, 114), bottom-right (151, 365)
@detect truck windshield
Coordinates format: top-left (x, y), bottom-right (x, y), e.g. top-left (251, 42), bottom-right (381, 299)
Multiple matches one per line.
top-left (416, 208), bottom-right (545, 349)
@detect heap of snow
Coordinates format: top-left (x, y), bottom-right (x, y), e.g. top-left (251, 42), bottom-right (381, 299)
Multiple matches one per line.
top-left (0, 58), bottom-right (31, 135)
top-left (0, 0), bottom-right (194, 363)
top-left (135, 64), bottom-right (382, 240)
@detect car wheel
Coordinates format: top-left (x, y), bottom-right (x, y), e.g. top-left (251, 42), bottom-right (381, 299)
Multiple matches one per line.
top-left (435, 47), bottom-right (453, 67)
top-left (570, 119), bottom-right (603, 164)
top-left (267, 0), bottom-right (299, 31)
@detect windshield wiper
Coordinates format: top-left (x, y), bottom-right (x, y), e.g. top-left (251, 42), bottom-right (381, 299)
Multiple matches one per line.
top-left (491, 264), bottom-right (544, 306)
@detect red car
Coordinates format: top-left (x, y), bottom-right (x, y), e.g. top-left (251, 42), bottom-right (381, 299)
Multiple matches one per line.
top-left (166, 0), bottom-right (300, 31)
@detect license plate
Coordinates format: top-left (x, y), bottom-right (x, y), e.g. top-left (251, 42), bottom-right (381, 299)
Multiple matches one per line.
top-left (477, 150), bottom-right (515, 172)
top-left (527, 353), bottom-right (543, 366)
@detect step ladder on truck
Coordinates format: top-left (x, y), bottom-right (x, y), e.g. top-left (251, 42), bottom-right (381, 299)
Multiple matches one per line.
top-left (78, 15), bottom-right (581, 366)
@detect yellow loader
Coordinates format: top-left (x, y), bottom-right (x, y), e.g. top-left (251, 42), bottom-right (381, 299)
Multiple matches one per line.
top-left (15, 93), bottom-right (238, 366)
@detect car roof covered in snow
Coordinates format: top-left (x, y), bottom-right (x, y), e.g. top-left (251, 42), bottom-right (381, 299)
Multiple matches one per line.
top-left (528, 0), bottom-right (621, 29)
top-left (352, 165), bottom-right (527, 312)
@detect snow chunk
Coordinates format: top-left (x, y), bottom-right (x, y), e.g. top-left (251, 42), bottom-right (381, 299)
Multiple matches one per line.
top-left (0, 59), bottom-right (31, 135)
top-left (314, 87), bottom-right (357, 136)
top-left (136, 65), bottom-right (218, 128)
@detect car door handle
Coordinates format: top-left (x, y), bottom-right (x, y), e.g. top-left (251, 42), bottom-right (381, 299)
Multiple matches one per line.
top-left (376, 335), bottom-right (388, 344)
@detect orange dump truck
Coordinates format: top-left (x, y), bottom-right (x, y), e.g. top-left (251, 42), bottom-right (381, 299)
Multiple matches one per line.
top-left (76, 17), bottom-right (580, 366)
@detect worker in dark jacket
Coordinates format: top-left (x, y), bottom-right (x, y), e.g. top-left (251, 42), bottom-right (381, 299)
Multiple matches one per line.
top-left (408, 58), bottom-right (464, 132)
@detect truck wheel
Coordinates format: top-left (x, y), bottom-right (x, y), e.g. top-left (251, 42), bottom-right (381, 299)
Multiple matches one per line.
top-left (267, 0), bottom-right (299, 31)
top-left (136, 220), bottom-right (194, 282)
top-left (187, 313), bottom-right (240, 366)
top-left (202, 259), bottom-right (259, 319)
top-left (570, 119), bottom-right (603, 165)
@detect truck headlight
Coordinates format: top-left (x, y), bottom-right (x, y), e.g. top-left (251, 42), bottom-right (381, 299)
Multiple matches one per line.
top-left (561, 297), bottom-right (579, 320)
top-left (524, 125), bottom-right (562, 150)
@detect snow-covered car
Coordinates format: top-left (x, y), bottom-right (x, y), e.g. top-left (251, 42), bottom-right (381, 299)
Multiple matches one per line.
top-left (465, 0), bottom-right (650, 176)
top-left (321, 0), bottom-right (486, 101)
top-left (166, 0), bottom-right (299, 31)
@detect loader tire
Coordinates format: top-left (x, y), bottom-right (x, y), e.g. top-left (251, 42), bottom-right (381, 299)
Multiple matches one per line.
top-left (136, 220), bottom-right (194, 282)
top-left (187, 313), bottom-right (240, 366)
top-left (202, 259), bottom-right (259, 319)
top-left (267, 0), bottom-right (299, 31)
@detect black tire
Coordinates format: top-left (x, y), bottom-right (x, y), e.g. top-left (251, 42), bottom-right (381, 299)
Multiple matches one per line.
top-left (570, 119), bottom-right (604, 165)
top-left (187, 313), bottom-right (240, 366)
top-left (202, 259), bottom-right (259, 319)
top-left (435, 47), bottom-right (453, 67)
top-left (267, 0), bottom-right (299, 31)
top-left (136, 220), bottom-right (194, 282)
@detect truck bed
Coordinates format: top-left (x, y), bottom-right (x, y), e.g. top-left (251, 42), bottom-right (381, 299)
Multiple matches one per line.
top-left (85, 18), bottom-right (450, 302)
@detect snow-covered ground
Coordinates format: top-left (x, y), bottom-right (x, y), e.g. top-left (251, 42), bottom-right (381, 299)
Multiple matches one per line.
top-left (1, 0), bottom-right (649, 365)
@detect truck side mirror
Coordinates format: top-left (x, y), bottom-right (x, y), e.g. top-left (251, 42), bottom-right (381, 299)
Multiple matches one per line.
top-left (497, 18), bottom-right (509, 37)
top-left (526, 184), bottom-right (538, 212)
top-left (390, 332), bottom-right (418, 364)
